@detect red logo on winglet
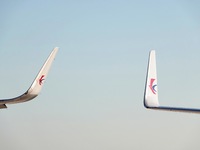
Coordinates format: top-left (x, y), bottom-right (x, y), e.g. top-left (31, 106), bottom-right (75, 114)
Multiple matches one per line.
top-left (149, 78), bottom-right (157, 94)
top-left (39, 75), bottom-right (45, 85)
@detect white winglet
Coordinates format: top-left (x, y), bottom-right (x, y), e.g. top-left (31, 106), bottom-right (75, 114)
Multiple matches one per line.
top-left (144, 50), bottom-right (159, 108)
top-left (144, 50), bottom-right (200, 114)
top-left (0, 47), bottom-right (59, 108)
top-left (28, 47), bottom-right (59, 95)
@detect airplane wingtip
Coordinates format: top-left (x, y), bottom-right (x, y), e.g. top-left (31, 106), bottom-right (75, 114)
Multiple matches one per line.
top-left (144, 50), bottom-right (159, 108)
top-left (54, 47), bottom-right (59, 50)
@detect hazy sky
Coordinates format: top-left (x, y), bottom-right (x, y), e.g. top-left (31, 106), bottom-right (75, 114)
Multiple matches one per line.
top-left (1, 0), bottom-right (200, 150)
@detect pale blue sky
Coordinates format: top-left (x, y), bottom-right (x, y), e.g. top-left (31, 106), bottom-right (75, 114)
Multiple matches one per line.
top-left (1, 0), bottom-right (200, 150)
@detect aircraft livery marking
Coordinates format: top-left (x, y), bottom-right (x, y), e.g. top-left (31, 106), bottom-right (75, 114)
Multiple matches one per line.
top-left (39, 75), bottom-right (45, 85)
top-left (149, 78), bottom-right (157, 94)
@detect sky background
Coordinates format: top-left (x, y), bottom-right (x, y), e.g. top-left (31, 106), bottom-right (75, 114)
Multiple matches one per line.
top-left (1, 0), bottom-right (200, 149)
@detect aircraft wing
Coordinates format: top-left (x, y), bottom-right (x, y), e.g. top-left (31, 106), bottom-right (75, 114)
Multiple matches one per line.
top-left (0, 47), bottom-right (59, 108)
top-left (144, 50), bottom-right (200, 114)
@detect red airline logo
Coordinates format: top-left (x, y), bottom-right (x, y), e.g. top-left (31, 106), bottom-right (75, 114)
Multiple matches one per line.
top-left (149, 78), bottom-right (157, 94)
top-left (39, 75), bottom-right (45, 85)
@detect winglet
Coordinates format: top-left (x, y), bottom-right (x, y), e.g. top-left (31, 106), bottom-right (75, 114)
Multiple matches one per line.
top-left (0, 47), bottom-right (58, 108)
top-left (144, 50), bottom-right (159, 108)
top-left (144, 50), bottom-right (200, 114)
top-left (27, 47), bottom-right (59, 96)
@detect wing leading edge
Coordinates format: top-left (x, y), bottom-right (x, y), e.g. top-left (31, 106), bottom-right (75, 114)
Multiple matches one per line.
top-left (0, 47), bottom-right (59, 108)
top-left (144, 50), bottom-right (200, 114)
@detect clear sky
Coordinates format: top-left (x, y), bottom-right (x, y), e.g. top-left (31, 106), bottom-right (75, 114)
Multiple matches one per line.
top-left (1, 0), bottom-right (200, 149)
